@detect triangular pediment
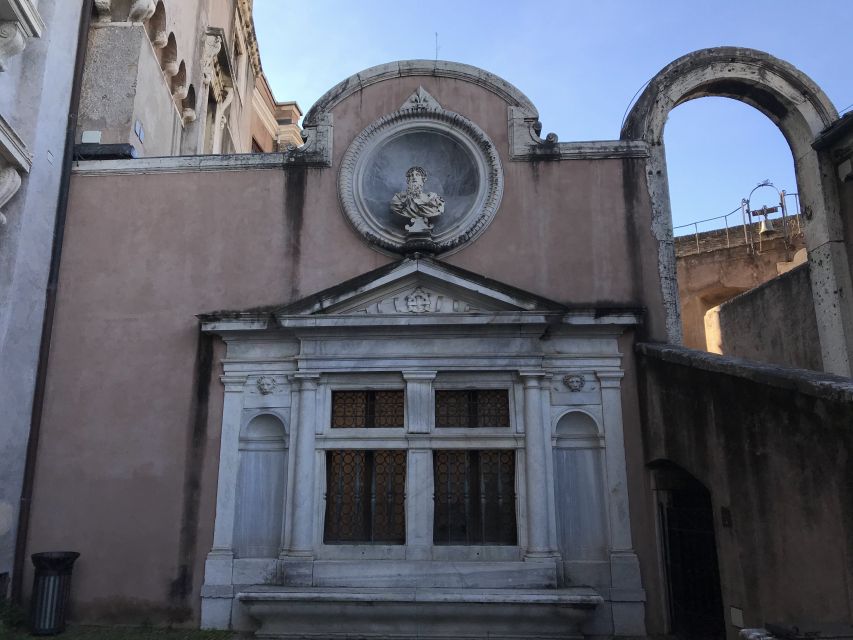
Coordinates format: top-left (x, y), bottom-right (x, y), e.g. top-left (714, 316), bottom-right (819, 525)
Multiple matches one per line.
top-left (276, 257), bottom-right (565, 318)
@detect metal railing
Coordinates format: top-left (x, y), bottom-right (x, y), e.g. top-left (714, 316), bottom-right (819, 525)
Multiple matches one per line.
top-left (674, 189), bottom-right (801, 256)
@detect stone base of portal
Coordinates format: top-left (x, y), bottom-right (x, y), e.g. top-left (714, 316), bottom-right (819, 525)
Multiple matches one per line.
top-left (238, 586), bottom-right (603, 639)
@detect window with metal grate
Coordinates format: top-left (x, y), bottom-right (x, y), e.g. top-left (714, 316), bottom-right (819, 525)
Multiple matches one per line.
top-left (324, 449), bottom-right (407, 544)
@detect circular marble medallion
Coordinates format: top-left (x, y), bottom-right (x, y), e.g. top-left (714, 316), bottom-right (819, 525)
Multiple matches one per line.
top-left (339, 98), bottom-right (503, 255)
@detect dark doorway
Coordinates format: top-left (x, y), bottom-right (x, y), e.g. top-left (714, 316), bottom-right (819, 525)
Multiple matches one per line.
top-left (656, 466), bottom-right (725, 639)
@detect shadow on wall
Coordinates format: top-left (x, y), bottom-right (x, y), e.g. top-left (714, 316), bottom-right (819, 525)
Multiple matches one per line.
top-left (704, 263), bottom-right (822, 371)
top-left (638, 343), bottom-right (853, 633)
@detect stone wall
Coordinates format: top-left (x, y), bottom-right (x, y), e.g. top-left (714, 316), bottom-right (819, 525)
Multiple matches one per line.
top-left (637, 343), bottom-right (853, 636)
top-left (0, 0), bottom-right (84, 600)
top-left (705, 263), bottom-right (822, 370)
top-left (24, 69), bottom-right (665, 625)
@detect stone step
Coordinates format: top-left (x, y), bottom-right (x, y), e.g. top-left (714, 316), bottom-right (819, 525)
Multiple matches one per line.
top-left (239, 586), bottom-right (603, 639)
top-left (310, 559), bottom-right (558, 589)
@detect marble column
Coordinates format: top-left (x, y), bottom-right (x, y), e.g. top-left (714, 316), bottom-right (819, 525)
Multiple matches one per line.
top-left (287, 373), bottom-right (319, 557)
top-left (597, 371), bottom-right (632, 552)
top-left (403, 371), bottom-right (436, 560)
top-left (597, 370), bottom-right (646, 636)
top-left (209, 374), bottom-right (247, 553)
top-left (520, 372), bottom-right (554, 559)
top-left (201, 373), bottom-right (246, 629)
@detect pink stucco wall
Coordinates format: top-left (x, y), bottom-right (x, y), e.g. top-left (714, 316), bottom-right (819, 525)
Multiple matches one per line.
top-left (25, 75), bottom-right (664, 625)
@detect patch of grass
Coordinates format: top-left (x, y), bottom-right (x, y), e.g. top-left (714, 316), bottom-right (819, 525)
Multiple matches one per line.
top-left (0, 623), bottom-right (237, 640)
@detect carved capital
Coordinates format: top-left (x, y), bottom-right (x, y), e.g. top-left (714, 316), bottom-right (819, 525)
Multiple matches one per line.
top-left (94, 0), bottom-right (112, 23)
top-left (182, 107), bottom-right (197, 124)
top-left (0, 22), bottom-right (26, 72)
top-left (128, 0), bottom-right (156, 23)
top-left (0, 159), bottom-right (23, 226)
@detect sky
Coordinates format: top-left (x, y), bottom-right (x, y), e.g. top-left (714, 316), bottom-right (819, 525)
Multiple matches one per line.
top-left (253, 0), bottom-right (853, 234)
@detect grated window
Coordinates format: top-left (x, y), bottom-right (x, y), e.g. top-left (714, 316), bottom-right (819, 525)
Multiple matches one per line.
top-left (331, 390), bottom-right (404, 428)
top-left (324, 450), bottom-right (406, 544)
top-left (433, 450), bottom-right (517, 545)
top-left (434, 390), bottom-right (509, 428)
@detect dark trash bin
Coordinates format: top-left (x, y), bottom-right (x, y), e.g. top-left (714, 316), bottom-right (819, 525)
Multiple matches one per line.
top-left (29, 552), bottom-right (80, 635)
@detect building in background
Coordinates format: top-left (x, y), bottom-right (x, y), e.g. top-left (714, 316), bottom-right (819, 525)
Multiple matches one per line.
top-left (76, 0), bottom-right (300, 158)
top-left (0, 0), bottom-right (299, 604)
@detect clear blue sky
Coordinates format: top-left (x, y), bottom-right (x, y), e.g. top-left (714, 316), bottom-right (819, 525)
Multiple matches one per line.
top-left (254, 0), bottom-right (852, 234)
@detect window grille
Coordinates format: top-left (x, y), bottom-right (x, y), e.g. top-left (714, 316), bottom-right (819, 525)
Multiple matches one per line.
top-left (433, 450), bottom-right (517, 545)
top-left (434, 390), bottom-right (509, 428)
top-left (324, 450), bottom-right (406, 544)
top-left (331, 390), bottom-right (404, 428)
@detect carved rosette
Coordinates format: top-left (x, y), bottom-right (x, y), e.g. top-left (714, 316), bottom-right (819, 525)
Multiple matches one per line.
top-left (338, 88), bottom-right (504, 256)
top-left (0, 159), bottom-right (23, 225)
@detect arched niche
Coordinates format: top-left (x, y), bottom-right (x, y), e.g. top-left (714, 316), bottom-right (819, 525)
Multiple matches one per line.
top-left (171, 60), bottom-right (187, 101)
top-left (621, 47), bottom-right (853, 375)
top-left (234, 413), bottom-right (289, 558)
top-left (181, 84), bottom-right (196, 124)
top-left (147, 1), bottom-right (167, 49)
top-left (161, 32), bottom-right (178, 78)
top-left (552, 411), bottom-right (608, 563)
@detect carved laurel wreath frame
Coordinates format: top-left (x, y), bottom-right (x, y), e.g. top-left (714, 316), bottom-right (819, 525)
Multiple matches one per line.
top-left (338, 94), bottom-right (504, 255)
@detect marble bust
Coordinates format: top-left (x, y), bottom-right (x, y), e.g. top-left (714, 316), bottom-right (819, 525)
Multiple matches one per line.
top-left (390, 166), bottom-right (445, 232)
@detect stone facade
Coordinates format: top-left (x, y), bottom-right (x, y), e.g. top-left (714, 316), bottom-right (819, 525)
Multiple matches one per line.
top-left (76, 0), bottom-right (297, 157)
top-left (5, 34), bottom-right (853, 640)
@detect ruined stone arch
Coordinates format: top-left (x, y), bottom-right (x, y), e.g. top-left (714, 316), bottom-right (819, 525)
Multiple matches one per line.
top-left (621, 46), bottom-right (853, 375)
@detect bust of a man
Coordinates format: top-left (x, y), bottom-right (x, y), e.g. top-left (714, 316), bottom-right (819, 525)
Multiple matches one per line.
top-left (390, 166), bottom-right (445, 232)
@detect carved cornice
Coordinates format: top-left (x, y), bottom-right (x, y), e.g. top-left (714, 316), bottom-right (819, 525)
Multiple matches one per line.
top-left (237, 0), bottom-right (261, 77)
top-left (0, 157), bottom-right (22, 226)
top-left (508, 106), bottom-right (649, 161)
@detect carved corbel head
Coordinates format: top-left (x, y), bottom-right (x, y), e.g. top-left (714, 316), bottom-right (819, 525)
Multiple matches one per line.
top-left (201, 35), bottom-right (222, 85)
top-left (152, 30), bottom-right (168, 48)
top-left (94, 0), bottom-right (112, 23)
top-left (172, 84), bottom-right (189, 101)
top-left (0, 159), bottom-right (23, 226)
top-left (0, 21), bottom-right (27, 72)
top-left (162, 59), bottom-right (179, 78)
top-left (128, 0), bottom-right (156, 23)
top-left (182, 108), bottom-right (197, 124)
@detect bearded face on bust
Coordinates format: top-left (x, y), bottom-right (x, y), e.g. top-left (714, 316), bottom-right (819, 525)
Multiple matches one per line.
top-left (390, 166), bottom-right (445, 226)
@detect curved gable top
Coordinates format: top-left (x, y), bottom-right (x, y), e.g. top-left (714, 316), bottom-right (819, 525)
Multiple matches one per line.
top-left (303, 60), bottom-right (538, 127)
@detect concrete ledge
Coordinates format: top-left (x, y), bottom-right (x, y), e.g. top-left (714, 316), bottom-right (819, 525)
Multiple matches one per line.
top-left (239, 587), bottom-right (603, 639)
top-left (70, 149), bottom-right (331, 175)
top-left (636, 343), bottom-right (853, 402)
